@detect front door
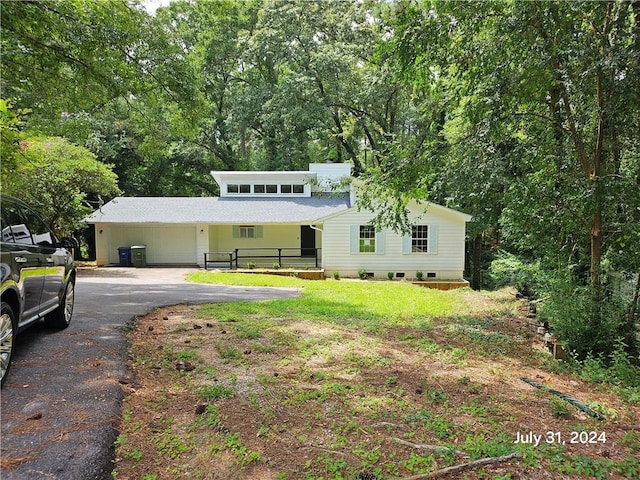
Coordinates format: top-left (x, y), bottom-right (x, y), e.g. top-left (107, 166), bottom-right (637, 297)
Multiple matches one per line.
top-left (300, 226), bottom-right (316, 257)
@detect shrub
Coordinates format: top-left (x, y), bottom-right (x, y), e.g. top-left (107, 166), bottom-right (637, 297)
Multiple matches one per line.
top-left (272, 262), bottom-right (281, 270)
top-left (332, 271), bottom-right (340, 280)
top-left (387, 272), bottom-right (394, 280)
top-left (487, 250), bottom-right (541, 297)
top-left (247, 261), bottom-right (256, 269)
top-left (416, 271), bottom-right (424, 281)
top-left (540, 276), bottom-right (628, 360)
top-left (358, 268), bottom-right (368, 280)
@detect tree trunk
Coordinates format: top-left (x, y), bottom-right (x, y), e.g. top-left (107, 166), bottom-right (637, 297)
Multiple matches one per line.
top-left (471, 233), bottom-right (482, 290)
top-left (625, 273), bottom-right (640, 358)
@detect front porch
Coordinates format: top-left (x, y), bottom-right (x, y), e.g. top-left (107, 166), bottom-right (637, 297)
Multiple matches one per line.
top-left (204, 247), bottom-right (322, 270)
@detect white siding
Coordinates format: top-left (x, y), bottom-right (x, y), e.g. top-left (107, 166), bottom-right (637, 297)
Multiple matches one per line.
top-left (308, 163), bottom-right (352, 192)
top-left (94, 223), bottom-right (109, 266)
top-left (196, 224), bottom-right (209, 267)
top-left (106, 224), bottom-right (198, 265)
top-left (322, 203), bottom-right (468, 279)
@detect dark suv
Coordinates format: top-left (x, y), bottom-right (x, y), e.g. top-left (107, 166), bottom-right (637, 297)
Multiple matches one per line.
top-left (1, 194), bottom-right (78, 386)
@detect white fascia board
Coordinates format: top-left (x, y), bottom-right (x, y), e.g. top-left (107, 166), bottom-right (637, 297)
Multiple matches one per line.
top-left (210, 170), bottom-right (315, 183)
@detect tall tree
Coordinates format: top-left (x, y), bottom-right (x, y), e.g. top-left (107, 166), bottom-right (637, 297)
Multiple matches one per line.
top-left (1, 136), bottom-right (120, 235)
top-left (369, 0), bottom-right (640, 356)
top-left (1, 0), bottom-right (194, 118)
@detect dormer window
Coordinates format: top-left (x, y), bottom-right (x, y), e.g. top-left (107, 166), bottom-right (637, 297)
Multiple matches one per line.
top-left (254, 184), bottom-right (278, 194)
top-left (227, 183), bottom-right (304, 195)
top-left (281, 184), bottom-right (304, 194)
top-left (226, 184), bottom-right (251, 194)
top-left (212, 164), bottom-right (351, 198)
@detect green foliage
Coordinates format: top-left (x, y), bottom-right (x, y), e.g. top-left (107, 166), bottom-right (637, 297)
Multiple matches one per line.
top-left (124, 449), bottom-right (143, 461)
top-left (486, 251), bottom-right (541, 297)
top-left (540, 276), bottom-right (629, 360)
top-left (1, 0), bottom-right (195, 118)
top-left (549, 397), bottom-right (571, 418)
top-left (198, 384), bottom-right (234, 401)
top-left (152, 429), bottom-right (189, 459)
top-left (1, 136), bottom-right (120, 234)
top-left (0, 100), bottom-right (26, 176)
top-left (371, 0), bottom-right (640, 359)
top-left (193, 404), bottom-right (221, 429)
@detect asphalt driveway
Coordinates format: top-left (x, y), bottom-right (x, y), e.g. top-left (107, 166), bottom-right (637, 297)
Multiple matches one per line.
top-left (0, 267), bottom-right (299, 480)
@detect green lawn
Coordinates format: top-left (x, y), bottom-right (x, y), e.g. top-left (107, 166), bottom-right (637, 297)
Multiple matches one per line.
top-left (186, 272), bottom-right (474, 331)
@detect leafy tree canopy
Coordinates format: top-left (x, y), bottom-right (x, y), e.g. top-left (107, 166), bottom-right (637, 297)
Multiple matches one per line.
top-left (1, 136), bottom-right (120, 235)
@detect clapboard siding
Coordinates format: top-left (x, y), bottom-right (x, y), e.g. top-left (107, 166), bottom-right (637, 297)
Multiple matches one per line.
top-left (322, 202), bottom-right (468, 279)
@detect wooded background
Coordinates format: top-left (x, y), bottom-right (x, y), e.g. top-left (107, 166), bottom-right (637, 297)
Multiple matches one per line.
top-left (1, 0), bottom-right (638, 360)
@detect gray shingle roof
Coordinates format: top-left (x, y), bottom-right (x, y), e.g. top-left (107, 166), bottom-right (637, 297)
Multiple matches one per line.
top-left (84, 195), bottom-right (351, 224)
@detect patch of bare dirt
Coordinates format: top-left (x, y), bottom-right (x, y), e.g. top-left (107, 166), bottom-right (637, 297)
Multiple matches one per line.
top-left (113, 302), bottom-right (639, 480)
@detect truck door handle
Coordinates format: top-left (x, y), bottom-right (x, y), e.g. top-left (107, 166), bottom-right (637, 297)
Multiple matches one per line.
top-left (15, 257), bottom-right (28, 263)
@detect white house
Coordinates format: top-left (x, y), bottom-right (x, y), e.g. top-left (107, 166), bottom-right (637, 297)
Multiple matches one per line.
top-left (84, 163), bottom-right (472, 282)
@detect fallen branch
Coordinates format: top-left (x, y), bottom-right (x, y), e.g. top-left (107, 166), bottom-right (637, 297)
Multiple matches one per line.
top-left (619, 424), bottom-right (640, 431)
top-left (390, 437), bottom-right (464, 456)
top-left (404, 451), bottom-right (523, 479)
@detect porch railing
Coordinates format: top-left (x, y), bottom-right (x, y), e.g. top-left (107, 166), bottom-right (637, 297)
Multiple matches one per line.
top-left (204, 251), bottom-right (236, 270)
top-left (204, 247), bottom-right (321, 270)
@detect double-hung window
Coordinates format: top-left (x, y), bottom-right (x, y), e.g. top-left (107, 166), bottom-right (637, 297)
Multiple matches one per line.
top-left (412, 225), bottom-right (429, 253)
top-left (359, 225), bottom-right (376, 253)
top-left (239, 226), bottom-right (255, 238)
top-left (233, 225), bottom-right (263, 239)
top-left (403, 224), bottom-right (437, 254)
top-left (350, 225), bottom-right (384, 254)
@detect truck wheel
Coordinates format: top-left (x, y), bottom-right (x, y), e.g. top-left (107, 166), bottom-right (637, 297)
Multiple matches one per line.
top-left (45, 278), bottom-right (75, 329)
top-left (1, 302), bottom-right (16, 387)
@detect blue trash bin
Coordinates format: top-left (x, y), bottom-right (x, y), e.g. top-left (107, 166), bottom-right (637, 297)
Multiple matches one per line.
top-left (118, 247), bottom-right (132, 266)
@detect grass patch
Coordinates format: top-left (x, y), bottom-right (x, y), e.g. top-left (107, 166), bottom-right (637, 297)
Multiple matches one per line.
top-left (189, 272), bottom-right (470, 329)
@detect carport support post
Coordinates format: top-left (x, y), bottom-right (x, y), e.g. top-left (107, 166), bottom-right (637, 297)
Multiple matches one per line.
top-left (228, 252), bottom-right (233, 270)
top-left (278, 248), bottom-right (282, 267)
top-left (235, 249), bottom-right (239, 269)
